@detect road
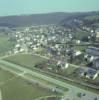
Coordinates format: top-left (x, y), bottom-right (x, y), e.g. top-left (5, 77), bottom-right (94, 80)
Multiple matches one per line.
top-left (0, 59), bottom-right (99, 100)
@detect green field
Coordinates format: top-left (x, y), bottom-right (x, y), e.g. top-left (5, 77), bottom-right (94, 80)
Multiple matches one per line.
top-left (0, 35), bottom-right (15, 56)
top-left (4, 54), bottom-right (77, 76)
top-left (4, 54), bottom-right (46, 69)
top-left (2, 54), bottom-right (85, 83)
top-left (0, 68), bottom-right (14, 83)
top-left (0, 67), bottom-right (59, 100)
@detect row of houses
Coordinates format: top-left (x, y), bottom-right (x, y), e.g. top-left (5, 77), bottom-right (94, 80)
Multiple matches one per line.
top-left (85, 46), bottom-right (99, 70)
top-left (77, 67), bottom-right (98, 80)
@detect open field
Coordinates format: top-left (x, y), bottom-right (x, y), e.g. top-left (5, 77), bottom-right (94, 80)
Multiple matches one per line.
top-left (4, 53), bottom-right (77, 76)
top-left (4, 54), bottom-right (46, 69)
top-left (0, 66), bottom-right (59, 100)
top-left (0, 35), bottom-right (15, 56)
top-left (0, 68), bottom-right (14, 83)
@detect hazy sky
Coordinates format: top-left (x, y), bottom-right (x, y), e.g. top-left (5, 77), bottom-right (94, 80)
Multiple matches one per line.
top-left (0, 0), bottom-right (99, 16)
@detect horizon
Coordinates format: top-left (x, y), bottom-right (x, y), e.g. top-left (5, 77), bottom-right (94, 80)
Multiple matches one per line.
top-left (0, 11), bottom-right (99, 17)
top-left (0, 0), bottom-right (99, 16)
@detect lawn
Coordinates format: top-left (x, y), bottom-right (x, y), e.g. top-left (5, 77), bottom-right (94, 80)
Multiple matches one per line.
top-left (0, 35), bottom-right (15, 56)
top-left (4, 54), bottom-right (46, 70)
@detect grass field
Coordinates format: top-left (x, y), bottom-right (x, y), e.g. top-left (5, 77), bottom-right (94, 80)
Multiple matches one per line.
top-left (0, 35), bottom-right (15, 56)
top-left (4, 54), bottom-right (46, 69)
top-left (0, 68), bottom-right (14, 83)
top-left (4, 54), bottom-right (78, 77)
top-left (0, 66), bottom-right (59, 100)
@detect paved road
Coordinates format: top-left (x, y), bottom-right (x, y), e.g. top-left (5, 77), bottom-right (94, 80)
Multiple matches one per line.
top-left (0, 60), bottom-right (99, 100)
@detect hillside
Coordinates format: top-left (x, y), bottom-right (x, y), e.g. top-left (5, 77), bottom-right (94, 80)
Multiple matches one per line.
top-left (0, 12), bottom-right (70, 27)
top-left (0, 12), bottom-right (99, 27)
top-left (60, 11), bottom-right (99, 29)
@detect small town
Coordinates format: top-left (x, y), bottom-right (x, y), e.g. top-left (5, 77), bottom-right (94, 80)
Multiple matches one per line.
top-left (0, 0), bottom-right (99, 100)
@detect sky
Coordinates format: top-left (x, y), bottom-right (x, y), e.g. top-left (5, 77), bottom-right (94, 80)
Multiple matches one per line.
top-left (0, 0), bottom-right (99, 16)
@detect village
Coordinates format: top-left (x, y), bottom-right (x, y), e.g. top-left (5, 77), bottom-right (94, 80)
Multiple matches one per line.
top-left (1, 24), bottom-right (97, 88)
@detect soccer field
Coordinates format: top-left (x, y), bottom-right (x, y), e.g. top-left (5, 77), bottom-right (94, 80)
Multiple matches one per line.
top-left (0, 67), bottom-right (59, 100)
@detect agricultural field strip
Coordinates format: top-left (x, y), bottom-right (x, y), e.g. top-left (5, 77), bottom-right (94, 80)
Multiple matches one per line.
top-left (0, 59), bottom-right (99, 97)
top-left (0, 64), bottom-right (64, 93)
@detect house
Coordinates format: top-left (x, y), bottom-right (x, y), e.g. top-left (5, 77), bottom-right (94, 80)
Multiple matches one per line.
top-left (74, 51), bottom-right (82, 57)
top-left (86, 69), bottom-right (98, 80)
top-left (84, 54), bottom-right (96, 63)
top-left (57, 61), bottom-right (69, 69)
top-left (85, 47), bottom-right (99, 56)
top-left (76, 67), bottom-right (98, 80)
top-left (76, 40), bottom-right (81, 44)
top-left (64, 63), bottom-right (69, 69)
top-left (92, 58), bottom-right (99, 70)
top-left (76, 68), bottom-right (85, 77)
